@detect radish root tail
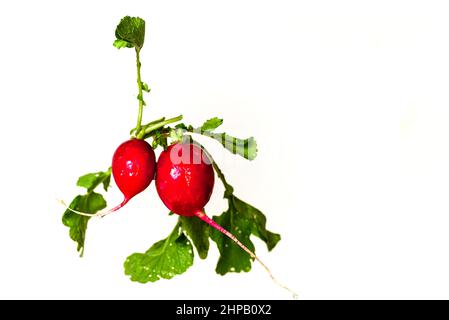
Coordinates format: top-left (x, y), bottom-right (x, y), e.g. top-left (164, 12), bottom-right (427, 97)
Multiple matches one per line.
top-left (195, 210), bottom-right (298, 299)
top-left (57, 198), bottom-right (128, 218)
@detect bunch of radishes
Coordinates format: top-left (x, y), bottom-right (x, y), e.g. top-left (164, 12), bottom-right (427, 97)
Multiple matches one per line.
top-left (61, 16), bottom-right (295, 297)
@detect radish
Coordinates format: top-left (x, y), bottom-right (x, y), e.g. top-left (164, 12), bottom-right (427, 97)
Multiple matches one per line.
top-left (156, 142), bottom-right (296, 297)
top-left (156, 143), bottom-right (214, 217)
top-left (110, 138), bottom-right (156, 212)
top-left (63, 139), bottom-right (156, 217)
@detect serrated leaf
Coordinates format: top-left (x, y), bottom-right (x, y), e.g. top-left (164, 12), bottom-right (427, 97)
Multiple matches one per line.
top-left (200, 117), bottom-right (223, 132)
top-left (114, 16), bottom-right (145, 49)
top-left (207, 159), bottom-right (280, 275)
top-left (180, 216), bottom-right (210, 259)
top-left (62, 192), bottom-right (107, 256)
top-left (232, 197), bottom-right (281, 251)
top-left (124, 224), bottom-right (194, 283)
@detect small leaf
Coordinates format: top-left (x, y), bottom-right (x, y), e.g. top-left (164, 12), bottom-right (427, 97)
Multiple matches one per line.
top-left (113, 39), bottom-right (133, 49)
top-left (62, 192), bottom-right (107, 256)
top-left (142, 82), bottom-right (151, 93)
top-left (114, 16), bottom-right (145, 49)
top-left (124, 224), bottom-right (194, 283)
top-left (200, 117), bottom-right (223, 132)
top-left (180, 216), bottom-right (210, 259)
top-left (137, 93), bottom-right (146, 106)
top-left (102, 174), bottom-right (111, 192)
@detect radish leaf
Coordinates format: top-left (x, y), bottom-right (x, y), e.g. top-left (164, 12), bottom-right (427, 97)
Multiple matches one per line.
top-left (62, 192), bottom-right (107, 257)
top-left (200, 117), bottom-right (223, 132)
top-left (124, 223), bottom-right (194, 283)
top-left (114, 16), bottom-right (145, 50)
top-left (113, 39), bottom-right (133, 49)
top-left (180, 215), bottom-right (210, 259)
top-left (76, 168), bottom-right (112, 192)
top-left (175, 121), bottom-right (258, 160)
top-left (200, 132), bottom-right (257, 161)
top-left (209, 159), bottom-right (280, 274)
top-left (210, 195), bottom-right (280, 275)
top-left (63, 169), bottom-right (111, 256)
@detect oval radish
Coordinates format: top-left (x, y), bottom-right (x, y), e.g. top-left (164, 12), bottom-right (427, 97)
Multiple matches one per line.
top-left (110, 138), bottom-right (156, 212)
top-left (155, 143), bottom-right (214, 217)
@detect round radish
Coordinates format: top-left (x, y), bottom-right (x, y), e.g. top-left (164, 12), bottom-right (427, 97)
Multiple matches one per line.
top-left (155, 143), bottom-right (214, 216)
top-left (110, 138), bottom-right (156, 212)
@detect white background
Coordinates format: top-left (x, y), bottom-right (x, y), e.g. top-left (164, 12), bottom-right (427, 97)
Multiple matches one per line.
top-left (1, 0), bottom-right (449, 299)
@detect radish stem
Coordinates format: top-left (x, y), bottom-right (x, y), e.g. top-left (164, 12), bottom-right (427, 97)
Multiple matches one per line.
top-left (135, 47), bottom-right (144, 133)
top-left (195, 210), bottom-right (298, 299)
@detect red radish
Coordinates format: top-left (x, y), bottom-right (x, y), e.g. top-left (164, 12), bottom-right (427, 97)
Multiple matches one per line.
top-left (109, 138), bottom-right (156, 213)
top-left (156, 143), bottom-right (214, 217)
top-left (62, 139), bottom-right (156, 217)
top-left (156, 142), bottom-right (296, 297)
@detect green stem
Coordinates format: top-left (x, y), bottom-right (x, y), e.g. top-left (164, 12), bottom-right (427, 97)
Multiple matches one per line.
top-left (130, 117), bottom-right (165, 135)
top-left (135, 48), bottom-right (144, 133)
top-left (137, 115), bottom-right (183, 139)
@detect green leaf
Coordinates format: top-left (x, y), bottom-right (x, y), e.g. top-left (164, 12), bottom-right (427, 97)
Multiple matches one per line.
top-left (113, 39), bottom-right (133, 49)
top-left (210, 203), bottom-right (255, 274)
top-left (210, 195), bottom-right (280, 275)
top-left (180, 216), bottom-right (210, 259)
top-left (124, 223), bottom-right (194, 283)
top-left (200, 132), bottom-right (258, 161)
top-left (142, 82), bottom-right (151, 93)
top-left (102, 174), bottom-right (111, 192)
top-left (175, 123), bottom-right (193, 131)
top-left (232, 197), bottom-right (281, 251)
top-left (151, 128), bottom-right (169, 149)
top-left (207, 158), bottom-right (280, 275)
top-left (76, 168), bottom-right (112, 193)
top-left (174, 121), bottom-right (257, 160)
top-left (114, 16), bottom-right (145, 50)
top-left (62, 192), bottom-right (107, 256)
top-left (200, 117), bottom-right (223, 132)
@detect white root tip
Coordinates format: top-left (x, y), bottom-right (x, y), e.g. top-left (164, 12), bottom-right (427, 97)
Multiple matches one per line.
top-left (57, 198), bottom-right (128, 218)
top-left (57, 199), bottom-right (101, 217)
